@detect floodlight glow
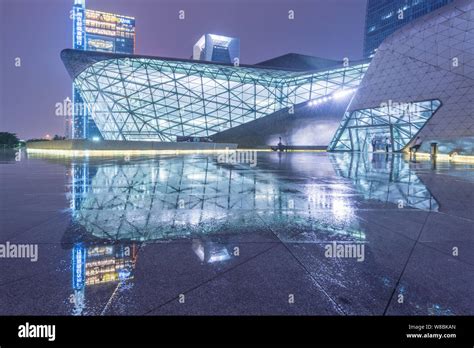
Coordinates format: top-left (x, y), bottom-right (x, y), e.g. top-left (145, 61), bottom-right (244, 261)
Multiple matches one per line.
top-left (308, 95), bottom-right (334, 107)
top-left (332, 88), bottom-right (356, 100)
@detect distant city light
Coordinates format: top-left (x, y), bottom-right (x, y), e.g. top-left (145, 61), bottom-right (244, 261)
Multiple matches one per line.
top-left (92, 136), bottom-right (100, 142)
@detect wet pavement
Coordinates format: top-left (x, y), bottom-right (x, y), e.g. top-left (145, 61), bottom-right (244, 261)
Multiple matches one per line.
top-left (0, 151), bottom-right (473, 315)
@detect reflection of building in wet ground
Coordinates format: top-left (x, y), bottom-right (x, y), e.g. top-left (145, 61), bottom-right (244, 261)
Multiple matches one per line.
top-left (70, 241), bottom-right (138, 315)
top-left (65, 153), bottom-right (440, 245)
top-left (80, 244), bottom-right (137, 287)
top-left (62, 152), bottom-right (443, 314)
top-left (66, 155), bottom-right (368, 243)
top-left (8, 152), bottom-right (471, 315)
top-left (192, 239), bottom-right (232, 263)
top-left (330, 152), bottom-right (438, 211)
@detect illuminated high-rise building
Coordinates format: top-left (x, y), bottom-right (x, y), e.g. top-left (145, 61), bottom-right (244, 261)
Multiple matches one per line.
top-left (193, 34), bottom-right (240, 64)
top-left (71, 0), bottom-right (135, 139)
top-left (363, 0), bottom-right (454, 58)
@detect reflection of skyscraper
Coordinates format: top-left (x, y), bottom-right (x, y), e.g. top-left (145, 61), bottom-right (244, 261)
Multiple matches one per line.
top-left (71, 242), bottom-right (138, 315)
top-left (72, 243), bottom-right (138, 290)
top-left (71, 0), bottom-right (136, 139)
top-left (84, 244), bottom-right (138, 286)
top-left (192, 239), bottom-right (232, 263)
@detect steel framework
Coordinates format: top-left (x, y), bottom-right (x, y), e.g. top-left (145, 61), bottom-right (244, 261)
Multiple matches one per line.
top-left (69, 53), bottom-right (369, 141)
top-left (328, 99), bottom-right (441, 151)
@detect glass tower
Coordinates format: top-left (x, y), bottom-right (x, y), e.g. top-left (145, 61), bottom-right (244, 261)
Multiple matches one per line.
top-left (71, 0), bottom-right (136, 139)
top-left (193, 34), bottom-right (240, 64)
top-left (363, 0), bottom-right (454, 58)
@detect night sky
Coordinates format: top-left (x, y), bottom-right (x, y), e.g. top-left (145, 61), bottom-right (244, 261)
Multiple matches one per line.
top-left (0, 0), bottom-right (367, 139)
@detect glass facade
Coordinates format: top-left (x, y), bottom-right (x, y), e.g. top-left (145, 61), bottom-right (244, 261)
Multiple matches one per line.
top-left (193, 34), bottom-right (240, 64)
top-left (67, 52), bottom-right (369, 141)
top-left (364, 0), bottom-right (454, 58)
top-left (72, 0), bottom-right (136, 140)
top-left (328, 99), bottom-right (441, 152)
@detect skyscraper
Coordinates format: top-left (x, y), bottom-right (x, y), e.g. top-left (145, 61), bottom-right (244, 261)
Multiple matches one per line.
top-left (71, 0), bottom-right (135, 139)
top-left (363, 0), bottom-right (454, 58)
top-left (193, 34), bottom-right (240, 64)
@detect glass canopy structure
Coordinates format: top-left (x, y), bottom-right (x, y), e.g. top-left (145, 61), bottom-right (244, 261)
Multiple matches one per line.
top-left (61, 49), bottom-right (369, 142)
top-left (328, 99), bottom-right (441, 152)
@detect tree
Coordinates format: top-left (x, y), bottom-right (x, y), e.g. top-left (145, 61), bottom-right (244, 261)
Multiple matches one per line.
top-left (0, 132), bottom-right (20, 148)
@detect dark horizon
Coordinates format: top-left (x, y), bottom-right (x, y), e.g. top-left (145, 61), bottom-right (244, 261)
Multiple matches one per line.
top-left (0, 0), bottom-right (367, 139)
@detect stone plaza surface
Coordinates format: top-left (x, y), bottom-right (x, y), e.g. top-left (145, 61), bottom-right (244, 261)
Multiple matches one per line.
top-left (0, 151), bottom-right (472, 315)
